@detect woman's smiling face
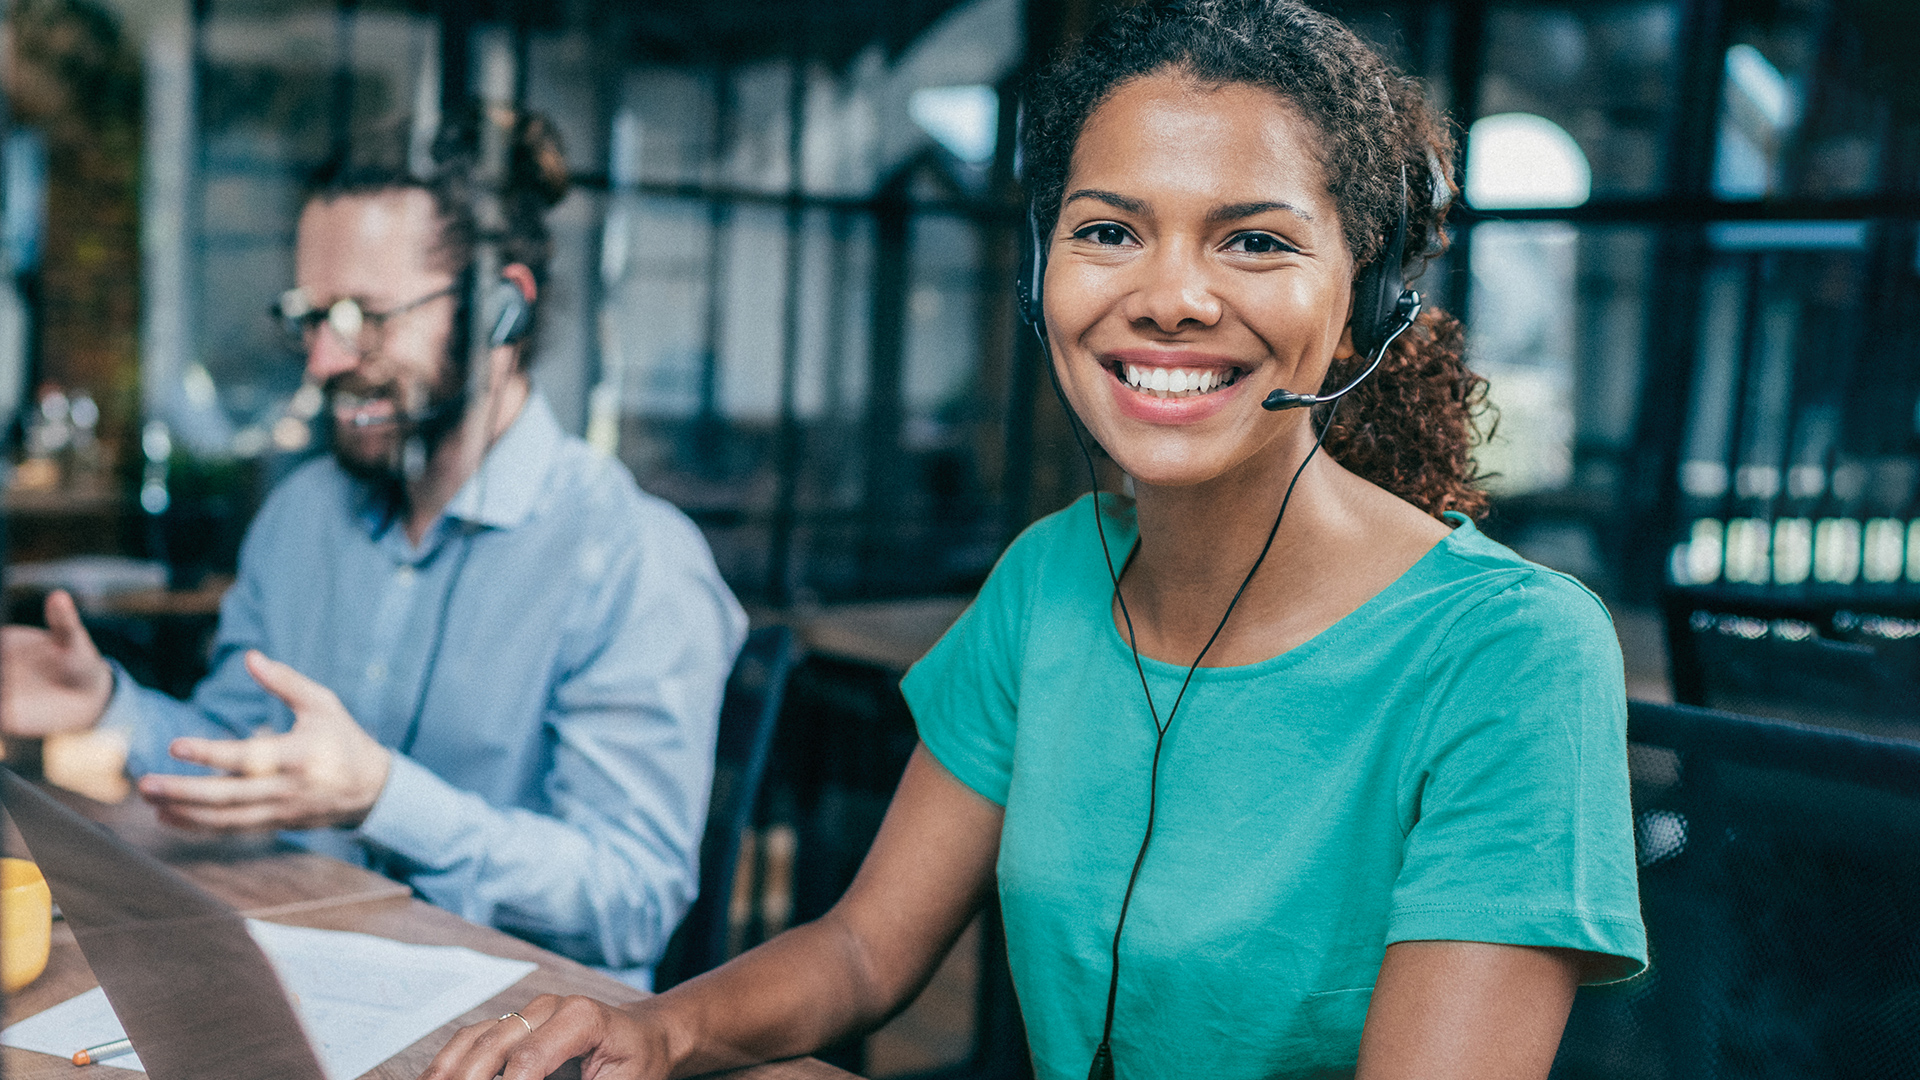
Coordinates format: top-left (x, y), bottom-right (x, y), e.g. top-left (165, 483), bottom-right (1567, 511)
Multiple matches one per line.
top-left (1045, 71), bottom-right (1358, 488)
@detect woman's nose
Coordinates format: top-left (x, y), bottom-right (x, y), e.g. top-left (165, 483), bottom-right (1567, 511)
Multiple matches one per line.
top-left (1123, 242), bottom-right (1222, 332)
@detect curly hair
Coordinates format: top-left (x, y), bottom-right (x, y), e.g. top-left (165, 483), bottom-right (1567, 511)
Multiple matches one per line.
top-left (1023, 0), bottom-right (1491, 519)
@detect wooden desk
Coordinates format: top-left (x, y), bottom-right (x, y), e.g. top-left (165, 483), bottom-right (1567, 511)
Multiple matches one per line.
top-left (2, 792), bottom-right (857, 1080)
top-left (768, 598), bottom-right (970, 673)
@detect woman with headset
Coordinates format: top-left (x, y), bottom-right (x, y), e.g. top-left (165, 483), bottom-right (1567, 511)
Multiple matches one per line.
top-left (423, 2), bottom-right (1644, 1078)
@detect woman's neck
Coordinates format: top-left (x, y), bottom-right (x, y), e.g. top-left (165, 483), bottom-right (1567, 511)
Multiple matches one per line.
top-left (1116, 425), bottom-right (1449, 668)
top-left (1120, 434), bottom-right (1335, 662)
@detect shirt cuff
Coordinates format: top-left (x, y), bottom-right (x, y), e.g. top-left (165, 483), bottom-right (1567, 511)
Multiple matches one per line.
top-left (97, 660), bottom-right (171, 776)
top-left (95, 660), bottom-right (140, 735)
top-left (1386, 904), bottom-right (1648, 984)
top-left (358, 752), bottom-right (474, 867)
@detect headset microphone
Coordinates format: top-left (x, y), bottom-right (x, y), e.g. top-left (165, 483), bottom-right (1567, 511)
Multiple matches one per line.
top-left (1260, 288), bottom-right (1421, 411)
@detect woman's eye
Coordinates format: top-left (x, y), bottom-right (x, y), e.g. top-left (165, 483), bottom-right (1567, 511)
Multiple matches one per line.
top-left (1227, 232), bottom-right (1296, 254)
top-left (1073, 224), bottom-right (1134, 246)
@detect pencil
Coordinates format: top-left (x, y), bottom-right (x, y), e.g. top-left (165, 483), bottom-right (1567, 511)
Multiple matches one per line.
top-left (71, 1037), bottom-right (134, 1066)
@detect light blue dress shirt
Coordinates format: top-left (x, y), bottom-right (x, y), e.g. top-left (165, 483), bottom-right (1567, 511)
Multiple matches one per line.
top-left (102, 394), bottom-right (747, 978)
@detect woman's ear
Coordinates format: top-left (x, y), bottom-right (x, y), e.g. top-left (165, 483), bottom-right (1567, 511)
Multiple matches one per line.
top-left (1335, 287), bottom-right (1359, 360)
top-left (1334, 320), bottom-right (1358, 361)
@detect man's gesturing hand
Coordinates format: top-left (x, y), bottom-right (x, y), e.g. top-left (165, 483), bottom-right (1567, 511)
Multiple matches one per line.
top-left (138, 651), bottom-right (393, 832)
top-left (1, 590), bottom-right (114, 736)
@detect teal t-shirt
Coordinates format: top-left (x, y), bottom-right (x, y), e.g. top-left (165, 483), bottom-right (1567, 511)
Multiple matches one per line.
top-left (901, 495), bottom-right (1647, 1080)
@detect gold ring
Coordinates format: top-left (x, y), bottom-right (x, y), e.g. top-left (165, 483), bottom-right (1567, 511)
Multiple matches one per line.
top-left (498, 1012), bottom-right (532, 1032)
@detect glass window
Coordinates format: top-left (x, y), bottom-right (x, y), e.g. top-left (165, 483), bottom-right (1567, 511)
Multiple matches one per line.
top-left (1669, 231), bottom-right (1891, 588)
top-left (1479, 3), bottom-right (1683, 198)
top-left (1466, 230), bottom-right (1658, 501)
top-left (1716, 3), bottom-right (1891, 200)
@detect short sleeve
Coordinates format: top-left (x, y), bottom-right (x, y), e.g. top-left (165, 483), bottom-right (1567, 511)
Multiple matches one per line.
top-left (1389, 572), bottom-right (1648, 982)
top-left (899, 529), bottom-right (1046, 807)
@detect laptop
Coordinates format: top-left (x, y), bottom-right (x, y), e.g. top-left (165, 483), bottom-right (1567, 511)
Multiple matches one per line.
top-left (0, 766), bottom-right (327, 1080)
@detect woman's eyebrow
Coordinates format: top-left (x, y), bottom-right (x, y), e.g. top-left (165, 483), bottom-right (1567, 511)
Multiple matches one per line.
top-left (1062, 188), bottom-right (1148, 215)
top-left (1208, 200), bottom-right (1314, 224)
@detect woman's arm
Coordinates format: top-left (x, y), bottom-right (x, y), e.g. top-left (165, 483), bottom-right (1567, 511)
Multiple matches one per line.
top-left (1354, 941), bottom-right (1584, 1080)
top-left (418, 744), bottom-right (1003, 1080)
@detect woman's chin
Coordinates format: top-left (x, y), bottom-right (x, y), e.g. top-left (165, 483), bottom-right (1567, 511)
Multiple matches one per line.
top-left (1109, 450), bottom-right (1240, 492)
top-left (1098, 416), bottom-right (1307, 493)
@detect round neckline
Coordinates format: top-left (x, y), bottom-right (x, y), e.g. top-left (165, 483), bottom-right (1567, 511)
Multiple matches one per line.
top-left (1088, 502), bottom-right (1473, 682)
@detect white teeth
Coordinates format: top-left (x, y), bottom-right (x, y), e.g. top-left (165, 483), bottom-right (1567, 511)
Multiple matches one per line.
top-left (1118, 364), bottom-right (1236, 397)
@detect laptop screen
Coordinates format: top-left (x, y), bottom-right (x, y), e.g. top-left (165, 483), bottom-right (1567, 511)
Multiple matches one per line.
top-left (0, 768), bottom-right (327, 1080)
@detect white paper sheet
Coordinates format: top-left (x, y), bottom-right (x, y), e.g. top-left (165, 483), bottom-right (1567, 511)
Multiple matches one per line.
top-left (1, 920), bottom-right (539, 1078)
top-left (1, 986), bottom-right (142, 1071)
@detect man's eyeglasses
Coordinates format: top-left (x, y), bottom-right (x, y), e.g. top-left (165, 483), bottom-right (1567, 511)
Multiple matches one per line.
top-left (272, 284), bottom-right (458, 357)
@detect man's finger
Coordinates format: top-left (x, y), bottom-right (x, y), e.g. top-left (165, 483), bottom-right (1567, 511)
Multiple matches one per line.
top-left (138, 771), bottom-right (295, 808)
top-left (169, 734), bottom-right (283, 777)
top-left (43, 590), bottom-right (90, 650)
top-left (151, 799), bottom-right (290, 834)
top-left (244, 651), bottom-right (339, 712)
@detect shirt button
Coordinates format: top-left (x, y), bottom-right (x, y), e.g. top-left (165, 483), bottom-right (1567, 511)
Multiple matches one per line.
top-left (395, 565), bottom-right (417, 586)
top-left (366, 661), bottom-right (387, 683)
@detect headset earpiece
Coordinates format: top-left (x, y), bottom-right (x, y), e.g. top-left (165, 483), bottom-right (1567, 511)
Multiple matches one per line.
top-left (487, 276), bottom-right (534, 347)
top-left (1348, 170), bottom-right (1414, 360)
top-left (1017, 205), bottom-right (1047, 337)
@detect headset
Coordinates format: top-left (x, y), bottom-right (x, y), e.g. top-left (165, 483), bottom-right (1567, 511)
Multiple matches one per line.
top-left (1017, 175), bottom-right (1421, 1080)
top-left (485, 274), bottom-right (536, 349)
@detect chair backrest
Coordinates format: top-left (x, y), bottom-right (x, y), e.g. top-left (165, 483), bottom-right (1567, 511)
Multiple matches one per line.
top-left (654, 625), bottom-right (800, 989)
top-left (1552, 700), bottom-right (1920, 1079)
top-left (1664, 589), bottom-right (1920, 739)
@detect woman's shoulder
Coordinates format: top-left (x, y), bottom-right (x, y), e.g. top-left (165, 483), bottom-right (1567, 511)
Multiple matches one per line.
top-left (1410, 517), bottom-right (1618, 657)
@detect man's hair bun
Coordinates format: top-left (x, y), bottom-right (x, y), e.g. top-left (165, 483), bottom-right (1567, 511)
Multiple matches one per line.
top-left (511, 112), bottom-right (571, 210)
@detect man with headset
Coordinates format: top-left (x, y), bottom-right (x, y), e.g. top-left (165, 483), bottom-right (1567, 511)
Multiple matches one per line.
top-left (0, 107), bottom-right (746, 985)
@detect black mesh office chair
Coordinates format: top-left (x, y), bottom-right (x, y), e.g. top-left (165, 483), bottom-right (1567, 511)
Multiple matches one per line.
top-left (1552, 699), bottom-right (1920, 1079)
top-left (1664, 588), bottom-right (1920, 739)
top-left (653, 625), bottom-right (800, 990)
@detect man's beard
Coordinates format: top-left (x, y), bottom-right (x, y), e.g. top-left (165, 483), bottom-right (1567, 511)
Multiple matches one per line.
top-left (324, 373), bottom-right (467, 488)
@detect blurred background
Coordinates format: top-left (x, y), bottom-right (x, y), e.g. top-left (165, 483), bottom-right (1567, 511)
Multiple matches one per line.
top-left (7, 0), bottom-right (1920, 684)
top-left (2, 0), bottom-right (1919, 1074)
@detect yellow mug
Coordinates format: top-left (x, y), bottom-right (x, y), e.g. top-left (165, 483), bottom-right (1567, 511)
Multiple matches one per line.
top-left (1, 858), bottom-right (52, 992)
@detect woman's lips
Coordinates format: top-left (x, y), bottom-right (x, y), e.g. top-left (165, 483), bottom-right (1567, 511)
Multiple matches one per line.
top-left (1101, 353), bottom-right (1247, 423)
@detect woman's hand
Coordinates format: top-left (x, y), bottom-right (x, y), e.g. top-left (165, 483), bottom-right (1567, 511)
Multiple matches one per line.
top-left (418, 746), bottom-right (1003, 1080)
top-left (419, 994), bottom-right (672, 1080)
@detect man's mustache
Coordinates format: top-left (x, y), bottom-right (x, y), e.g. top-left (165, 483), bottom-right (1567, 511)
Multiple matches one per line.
top-left (324, 376), bottom-right (465, 434)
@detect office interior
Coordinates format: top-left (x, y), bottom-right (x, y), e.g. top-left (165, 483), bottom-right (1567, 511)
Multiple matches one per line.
top-left (1, 0), bottom-right (1918, 1076)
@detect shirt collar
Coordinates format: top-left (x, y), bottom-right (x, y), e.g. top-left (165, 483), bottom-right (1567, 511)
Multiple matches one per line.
top-left (351, 391), bottom-right (564, 540)
top-left (441, 390), bottom-right (564, 530)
